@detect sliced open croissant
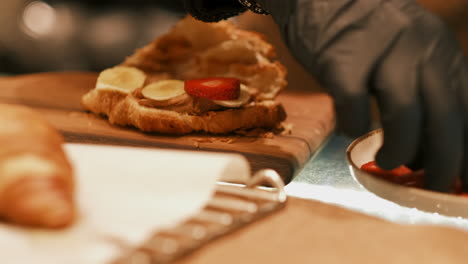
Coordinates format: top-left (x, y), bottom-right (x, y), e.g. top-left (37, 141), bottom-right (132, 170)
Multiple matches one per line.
top-left (82, 16), bottom-right (287, 134)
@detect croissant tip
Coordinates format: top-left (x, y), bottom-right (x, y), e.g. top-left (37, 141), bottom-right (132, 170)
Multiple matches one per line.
top-left (39, 198), bottom-right (75, 228)
top-left (3, 188), bottom-right (75, 229)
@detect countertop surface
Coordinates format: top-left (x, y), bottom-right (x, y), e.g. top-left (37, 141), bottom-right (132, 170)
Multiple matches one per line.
top-left (293, 133), bottom-right (358, 190)
top-left (288, 132), bottom-right (468, 231)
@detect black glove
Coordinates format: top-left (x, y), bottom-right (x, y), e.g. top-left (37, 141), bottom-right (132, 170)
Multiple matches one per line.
top-left (255, 0), bottom-right (468, 192)
top-left (183, 0), bottom-right (468, 193)
top-left (181, 0), bottom-right (247, 22)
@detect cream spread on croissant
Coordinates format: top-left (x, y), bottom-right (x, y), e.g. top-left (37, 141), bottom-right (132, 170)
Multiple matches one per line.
top-left (135, 91), bottom-right (225, 114)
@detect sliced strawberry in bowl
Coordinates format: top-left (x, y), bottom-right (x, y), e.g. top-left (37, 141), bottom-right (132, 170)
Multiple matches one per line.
top-left (361, 161), bottom-right (413, 178)
top-left (184, 77), bottom-right (241, 100)
top-left (360, 161), bottom-right (424, 187)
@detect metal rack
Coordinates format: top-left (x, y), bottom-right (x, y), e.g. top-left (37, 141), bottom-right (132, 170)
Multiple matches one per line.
top-left (114, 169), bottom-right (287, 264)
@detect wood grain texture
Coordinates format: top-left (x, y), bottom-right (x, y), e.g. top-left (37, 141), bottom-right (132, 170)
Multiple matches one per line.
top-left (0, 72), bottom-right (335, 183)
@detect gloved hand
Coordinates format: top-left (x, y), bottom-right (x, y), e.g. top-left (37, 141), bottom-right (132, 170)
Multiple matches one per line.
top-left (183, 0), bottom-right (468, 193)
top-left (255, 0), bottom-right (468, 193)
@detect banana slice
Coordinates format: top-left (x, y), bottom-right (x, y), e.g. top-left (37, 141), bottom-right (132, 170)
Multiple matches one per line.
top-left (96, 66), bottom-right (146, 93)
top-left (213, 84), bottom-right (251, 108)
top-left (141, 80), bottom-right (186, 101)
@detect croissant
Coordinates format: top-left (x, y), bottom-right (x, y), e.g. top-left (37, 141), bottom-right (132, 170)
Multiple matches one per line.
top-left (0, 104), bottom-right (75, 228)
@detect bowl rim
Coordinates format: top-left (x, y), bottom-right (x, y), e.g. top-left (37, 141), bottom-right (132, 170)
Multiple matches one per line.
top-left (345, 128), bottom-right (383, 171)
top-left (345, 128), bottom-right (468, 206)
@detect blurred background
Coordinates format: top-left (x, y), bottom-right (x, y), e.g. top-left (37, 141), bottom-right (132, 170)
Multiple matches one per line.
top-left (0, 0), bottom-right (186, 74)
top-left (0, 0), bottom-right (466, 89)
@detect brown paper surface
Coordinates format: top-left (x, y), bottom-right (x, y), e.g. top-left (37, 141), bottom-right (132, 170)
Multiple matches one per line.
top-left (176, 197), bottom-right (468, 264)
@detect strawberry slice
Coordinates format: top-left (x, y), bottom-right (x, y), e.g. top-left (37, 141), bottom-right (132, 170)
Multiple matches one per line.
top-left (184, 77), bottom-right (241, 100)
top-left (360, 161), bottom-right (424, 187)
top-left (361, 161), bottom-right (413, 177)
top-left (362, 161), bottom-right (465, 194)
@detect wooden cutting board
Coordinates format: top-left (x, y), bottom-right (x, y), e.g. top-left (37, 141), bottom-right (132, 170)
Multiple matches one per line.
top-left (0, 72), bottom-right (335, 183)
